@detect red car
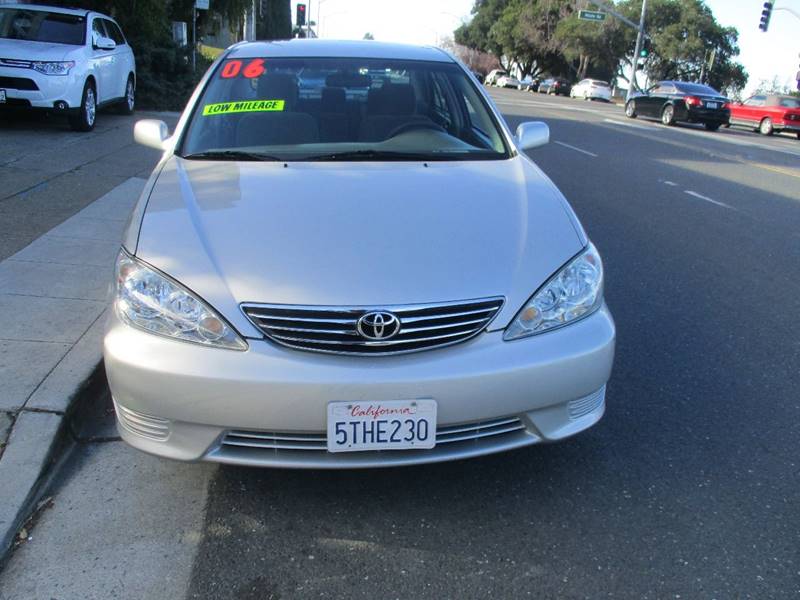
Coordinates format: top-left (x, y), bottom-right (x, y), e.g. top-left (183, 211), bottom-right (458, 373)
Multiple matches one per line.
top-left (729, 94), bottom-right (800, 138)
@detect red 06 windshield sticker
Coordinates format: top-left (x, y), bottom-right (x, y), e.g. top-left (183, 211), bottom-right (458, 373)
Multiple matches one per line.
top-left (220, 58), bottom-right (265, 79)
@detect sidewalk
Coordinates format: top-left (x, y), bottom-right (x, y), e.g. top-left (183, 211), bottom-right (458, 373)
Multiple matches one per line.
top-left (0, 177), bottom-right (146, 559)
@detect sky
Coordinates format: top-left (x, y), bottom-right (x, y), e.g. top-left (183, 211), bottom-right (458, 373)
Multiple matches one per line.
top-left (298, 0), bottom-right (800, 94)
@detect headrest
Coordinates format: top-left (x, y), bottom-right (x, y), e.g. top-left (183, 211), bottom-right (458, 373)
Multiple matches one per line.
top-left (257, 73), bottom-right (298, 109)
top-left (321, 86), bottom-right (346, 113)
top-left (326, 72), bottom-right (371, 88)
top-left (367, 83), bottom-right (416, 116)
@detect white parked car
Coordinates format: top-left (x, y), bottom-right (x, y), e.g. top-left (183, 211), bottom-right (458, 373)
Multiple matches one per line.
top-left (484, 69), bottom-right (506, 86)
top-left (0, 4), bottom-right (136, 131)
top-left (496, 74), bottom-right (521, 89)
top-left (570, 79), bottom-right (612, 102)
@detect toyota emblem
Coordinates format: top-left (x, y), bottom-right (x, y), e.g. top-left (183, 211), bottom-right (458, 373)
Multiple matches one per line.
top-left (357, 311), bottom-right (401, 340)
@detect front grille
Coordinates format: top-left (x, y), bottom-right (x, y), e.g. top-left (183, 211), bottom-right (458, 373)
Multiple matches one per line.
top-left (220, 416), bottom-right (526, 453)
top-left (0, 58), bottom-right (33, 68)
top-left (242, 297), bottom-right (504, 355)
top-left (0, 76), bottom-right (38, 91)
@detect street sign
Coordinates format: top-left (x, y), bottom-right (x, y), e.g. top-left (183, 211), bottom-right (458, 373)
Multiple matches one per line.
top-left (195, 0), bottom-right (209, 10)
top-left (579, 10), bottom-right (606, 22)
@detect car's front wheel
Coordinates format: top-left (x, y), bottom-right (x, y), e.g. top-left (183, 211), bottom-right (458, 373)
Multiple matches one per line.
top-left (119, 75), bottom-right (135, 115)
top-left (625, 100), bottom-right (637, 118)
top-left (69, 80), bottom-right (96, 132)
top-left (661, 105), bottom-right (676, 126)
top-left (759, 117), bottom-right (774, 136)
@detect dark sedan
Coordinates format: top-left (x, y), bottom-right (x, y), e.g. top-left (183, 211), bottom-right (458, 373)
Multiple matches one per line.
top-left (625, 81), bottom-right (730, 131)
top-left (538, 77), bottom-right (571, 96)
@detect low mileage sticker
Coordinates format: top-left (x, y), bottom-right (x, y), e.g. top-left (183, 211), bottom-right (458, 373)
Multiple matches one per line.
top-left (202, 99), bottom-right (285, 116)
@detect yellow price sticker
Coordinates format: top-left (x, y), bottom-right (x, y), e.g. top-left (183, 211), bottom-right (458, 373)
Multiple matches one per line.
top-left (202, 99), bottom-right (285, 116)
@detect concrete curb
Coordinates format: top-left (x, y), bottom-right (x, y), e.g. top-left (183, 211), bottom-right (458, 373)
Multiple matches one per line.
top-left (0, 177), bottom-right (146, 562)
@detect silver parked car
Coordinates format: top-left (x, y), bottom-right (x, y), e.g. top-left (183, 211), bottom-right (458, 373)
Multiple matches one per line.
top-left (106, 40), bottom-right (615, 468)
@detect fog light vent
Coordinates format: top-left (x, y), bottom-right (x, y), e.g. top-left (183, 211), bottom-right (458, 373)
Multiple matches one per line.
top-left (114, 401), bottom-right (170, 441)
top-left (567, 386), bottom-right (606, 420)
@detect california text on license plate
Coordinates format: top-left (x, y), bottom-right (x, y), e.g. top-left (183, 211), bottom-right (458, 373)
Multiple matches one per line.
top-left (327, 399), bottom-right (437, 453)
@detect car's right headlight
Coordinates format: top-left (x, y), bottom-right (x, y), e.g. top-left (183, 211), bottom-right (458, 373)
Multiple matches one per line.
top-left (504, 244), bottom-right (604, 341)
top-left (114, 250), bottom-right (247, 351)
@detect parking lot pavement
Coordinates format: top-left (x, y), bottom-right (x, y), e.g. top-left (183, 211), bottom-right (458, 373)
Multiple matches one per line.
top-left (0, 110), bottom-right (178, 261)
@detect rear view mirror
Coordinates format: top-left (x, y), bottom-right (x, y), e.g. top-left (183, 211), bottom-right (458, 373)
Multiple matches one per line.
top-left (515, 121), bottom-right (549, 151)
top-left (134, 119), bottom-right (170, 150)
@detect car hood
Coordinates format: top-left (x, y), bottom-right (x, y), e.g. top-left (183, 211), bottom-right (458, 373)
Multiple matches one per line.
top-left (133, 156), bottom-right (586, 337)
top-left (0, 38), bottom-right (78, 62)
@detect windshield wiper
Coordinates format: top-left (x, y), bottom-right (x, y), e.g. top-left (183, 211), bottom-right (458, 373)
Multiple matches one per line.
top-left (180, 150), bottom-right (284, 162)
top-left (303, 150), bottom-right (450, 162)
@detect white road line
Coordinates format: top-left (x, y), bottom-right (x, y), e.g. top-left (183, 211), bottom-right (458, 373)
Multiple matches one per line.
top-left (662, 180), bottom-right (678, 186)
top-left (554, 141), bottom-right (598, 157)
top-left (603, 118), bottom-right (651, 130)
top-left (684, 190), bottom-right (734, 210)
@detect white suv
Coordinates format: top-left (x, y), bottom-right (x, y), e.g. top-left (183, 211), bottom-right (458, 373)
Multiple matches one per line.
top-left (0, 4), bottom-right (135, 131)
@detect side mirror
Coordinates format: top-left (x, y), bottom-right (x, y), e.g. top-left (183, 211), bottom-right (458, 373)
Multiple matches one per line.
top-left (134, 119), bottom-right (170, 150)
top-left (95, 36), bottom-right (116, 51)
top-left (515, 121), bottom-right (549, 151)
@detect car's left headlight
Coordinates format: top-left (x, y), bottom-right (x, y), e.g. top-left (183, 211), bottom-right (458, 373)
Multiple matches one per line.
top-left (114, 250), bottom-right (247, 350)
top-left (32, 61), bottom-right (75, 76)
top-left (504, 244), bottom-right (604, 341)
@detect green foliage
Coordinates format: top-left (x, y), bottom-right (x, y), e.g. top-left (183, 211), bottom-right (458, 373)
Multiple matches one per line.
top-left (46, 0), bottom-right (290, 110)
top-left (257, 0), bottom-right (292, 40)
top-left (618, 0), bottom-right (747, 94)
top-left (456, 0), bottom-right (747, 93)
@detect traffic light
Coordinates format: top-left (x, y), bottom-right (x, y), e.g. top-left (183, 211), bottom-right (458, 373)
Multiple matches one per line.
top-left (296, 3), bottom-right (307, 26)
top-left (639, 40), bottom-right (649, 58)
top-left (759, 2), bottom-right (773, 32)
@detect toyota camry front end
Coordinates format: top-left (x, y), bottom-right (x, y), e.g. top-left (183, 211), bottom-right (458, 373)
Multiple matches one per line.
top-left (104, 39), bottom-right (615, 468)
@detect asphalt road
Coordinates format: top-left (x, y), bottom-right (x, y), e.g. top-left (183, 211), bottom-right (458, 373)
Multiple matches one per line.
top-left (1, 91), bottom-right (798, 599)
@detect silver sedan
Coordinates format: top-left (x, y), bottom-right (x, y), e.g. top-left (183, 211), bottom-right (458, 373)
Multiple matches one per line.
top-left (104, 39), bottom-right (615, 468)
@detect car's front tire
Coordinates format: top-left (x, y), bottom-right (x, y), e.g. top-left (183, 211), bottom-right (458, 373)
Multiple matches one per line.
top-left (704, 122), bottom-right (721, 131)
top-left (759, 117), bottom-right (774, 136)
top-left (119, 75), bottom-right (135, 115)
top-left (69, 80), bottom-right (96, 132)
top-left (625, 100), bottom-right (637, 118)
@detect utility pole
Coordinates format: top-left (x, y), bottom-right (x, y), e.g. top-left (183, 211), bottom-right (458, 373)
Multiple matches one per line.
top-left (627, 0), bottom-right (648, 102)
top-left (192, 6), bottom-right (197, 71)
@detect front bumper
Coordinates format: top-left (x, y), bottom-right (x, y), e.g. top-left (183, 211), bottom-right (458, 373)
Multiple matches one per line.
top-left (104, 304), bottom-right (616, 468)
top-left (0, 65), bottom-right (83, 110)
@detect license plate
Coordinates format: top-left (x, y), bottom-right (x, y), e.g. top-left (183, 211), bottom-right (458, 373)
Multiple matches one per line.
top-left (0, 90), bottom-right (6, 103)
top-left (706, 101), bottom-right (718, 109)
top-left (327, 399), bottom-right (437, 453)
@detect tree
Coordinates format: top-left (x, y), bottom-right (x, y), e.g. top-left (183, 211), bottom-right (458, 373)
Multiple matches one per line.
top-left (455, 0), bottom-right (747, 93)
top-left (440, 37), bottom-right (500, 75)
top-left (363, 32), bottom-right (375, 40)
top-left (555, 9), bottom-right (632, 81)
top-left (617, 0), bottom-right (748, 95)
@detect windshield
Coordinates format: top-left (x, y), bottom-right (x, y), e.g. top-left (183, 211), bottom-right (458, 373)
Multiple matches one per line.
top-left (675, 82), bottom-right (721, 96)
top-left (0, 9), bottom-right (85, 45)
top-left (777, 97), bottom-right (800, 108)
top-left (180, 57), bottom-right (510, 161)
